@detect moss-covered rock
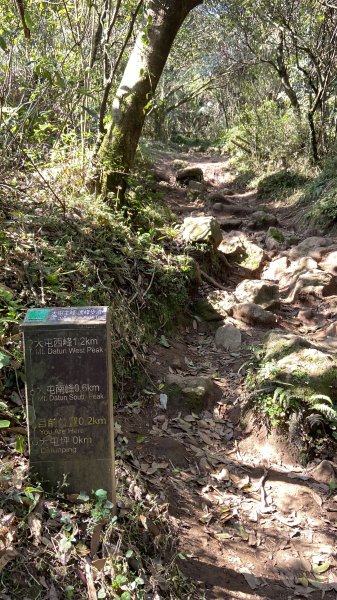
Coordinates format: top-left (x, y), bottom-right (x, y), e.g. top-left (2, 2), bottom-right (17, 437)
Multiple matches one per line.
top-left (250, 210), bottom-right (278, 230)
top-left (263, 331), bottom-right (313, 361)
top-left (164, 374), bottom-right (215, 412)
top-left (218, 232), bottom-right (264, 272)
top-left (194, 298), bottom-right (224, 321)
top-left (268, 227), bottom-right (285, 243)
top-left (181, 216), bottom-right (222, 248)
top-left (256, 332), bottom-right (337, 400)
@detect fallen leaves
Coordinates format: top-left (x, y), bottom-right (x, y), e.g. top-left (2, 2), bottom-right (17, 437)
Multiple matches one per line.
top-left (28, 506), bottom-right (42, 546)
top-left (0, 512), bottom-right (18, 572)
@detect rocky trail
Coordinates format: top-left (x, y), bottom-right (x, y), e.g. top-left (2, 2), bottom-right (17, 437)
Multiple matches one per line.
top-left (119, 149), bottom-right (337, 599)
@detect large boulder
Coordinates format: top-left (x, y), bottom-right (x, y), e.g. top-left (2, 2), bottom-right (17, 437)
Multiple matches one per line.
top-left (308, 460), bottom-right (337, 484)
top-left (206, 290), bottom-right (236, 317)
top-left (319, 250), bottom-right (337, 275)
top-left (289, 237), bottom-right (332, 260)
top-left (176, 166), bottom-right (204, 185)
top-left (235, 279), bottom-right (279, 309)
top-left (256, 332), bottom-right (337, 401)
top-left (269, 347), bottom-right (337, 395)
top-left (214, 324), bottom-right (242, 351)
top-left (218, 232), bottom-right (264, 272)
top-left (249, 210), bottom-right (278, 230)
top-left (181, 216), bottom-right (222, 248)
top-left (281, 267), bottom-right (336, 303)
top-left (262, 256), bottom-right (289, 282)
top-left (232, 303), bottom-right (277, 327)
top-left (188, 180), bottom-right (207, 196)
top-left (164, 374), bottom-right (215, 412)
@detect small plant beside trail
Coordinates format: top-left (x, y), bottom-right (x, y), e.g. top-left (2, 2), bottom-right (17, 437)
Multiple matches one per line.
top-left (244, 336), bottom-right (337, 456)
top-left (0, 456), bottom-right (196, 599)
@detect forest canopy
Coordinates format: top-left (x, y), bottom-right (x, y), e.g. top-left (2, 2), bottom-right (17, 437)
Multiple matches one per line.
top-left (2, 0), bottom-right (337, 187)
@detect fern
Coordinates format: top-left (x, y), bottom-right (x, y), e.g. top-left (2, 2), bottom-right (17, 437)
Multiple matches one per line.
top-left (311, 402), bottom-right (337, 422)
top-left (306, 413), bottom-right (324, 428)
top-left (305, 394), bottom-right (333, 406)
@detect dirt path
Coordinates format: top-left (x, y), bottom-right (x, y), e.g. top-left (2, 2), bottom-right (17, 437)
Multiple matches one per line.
top-left (120, 149), bottom-right (337, 599)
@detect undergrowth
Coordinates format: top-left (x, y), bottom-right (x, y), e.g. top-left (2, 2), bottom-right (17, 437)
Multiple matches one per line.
top-left (0, 159), bottom-right (194, 401)
top-left (0, 447), bottom-right (198, 599)
top-left (303, 156), bottom-right (337, 227)
top-left (0, 154), bottom-right (200, 599)
top-left (244, 337), bottom-right (337, 456)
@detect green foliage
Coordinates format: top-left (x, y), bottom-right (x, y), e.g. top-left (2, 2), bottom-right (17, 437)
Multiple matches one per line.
top-left (305, 175), bottom-right (337, 226)
top-left (1, 164), bottom-right (195, 400)
top-left (225, 101), bottom-right (305, 172)
top-left (256, 386), bottom-right (337, 429)
top-left (245, 335), bottom-right (337, 442)
top-left (257, 170), bottom-right (308, 200)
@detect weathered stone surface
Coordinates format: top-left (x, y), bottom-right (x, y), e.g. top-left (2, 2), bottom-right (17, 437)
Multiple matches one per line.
top-left (263, 331), bottom-right (313, 361)
top-left (275, 347), bottom-right (332, 382)
top-left (289, 237), bottom-right (332, 260)
top-left (21, 306), bottom-right (115, 500)
top-left (319, 250), bottom-right (337, 275)
top-left (176, 166), bottom-right (204, 184)
top-left (235, 279), bottom-right (279, 308)
top-left (281, 267), bottom-right (336, 303)
top-left (218, 218), bottom-right (243, 231)
top-left (297, 308), bottom-right (317, 325)
top-left (249, 211), bottom-right (278, 229)
top-left (207, 191), bottom-right (234, 205)
top-left (218, 232), bottom-right (264, 272)
top-left (188, 180), bottom-right (206, 194)
top-left (181, 216), bottom-right (222, 247)
top-left (218, 231), bottom-right (245, 256)
top-left (280, 257), bottom-right (318, 283)
top-left (215, 324), bottom-right (242, 351)
top-left (232, 303), bottom-right (277, 327)
top-left (259, 332), bottom-right (337, 399)
top-left (308, 460), bottom-right (337, 484)
top-left (239, 242), bottom-right (264, 272)
top-left (164, 374), bottom-right (215, 411)
top-left (206, 290), bottom-right (236, 317)
top-left (265, 227), bottom-right (286, 251)
top-left (262, 256), bottom-right (289, 282)
top-left (194, 298), bottom-right (223, 321)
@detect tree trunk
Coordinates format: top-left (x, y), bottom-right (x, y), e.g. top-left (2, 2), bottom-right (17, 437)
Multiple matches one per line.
top-left (308, 109), bottom-right (319, 163)
top-left (275, 32), bottom-right (301, 118)
top-left (97, 0), bottom-right (203, 199)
